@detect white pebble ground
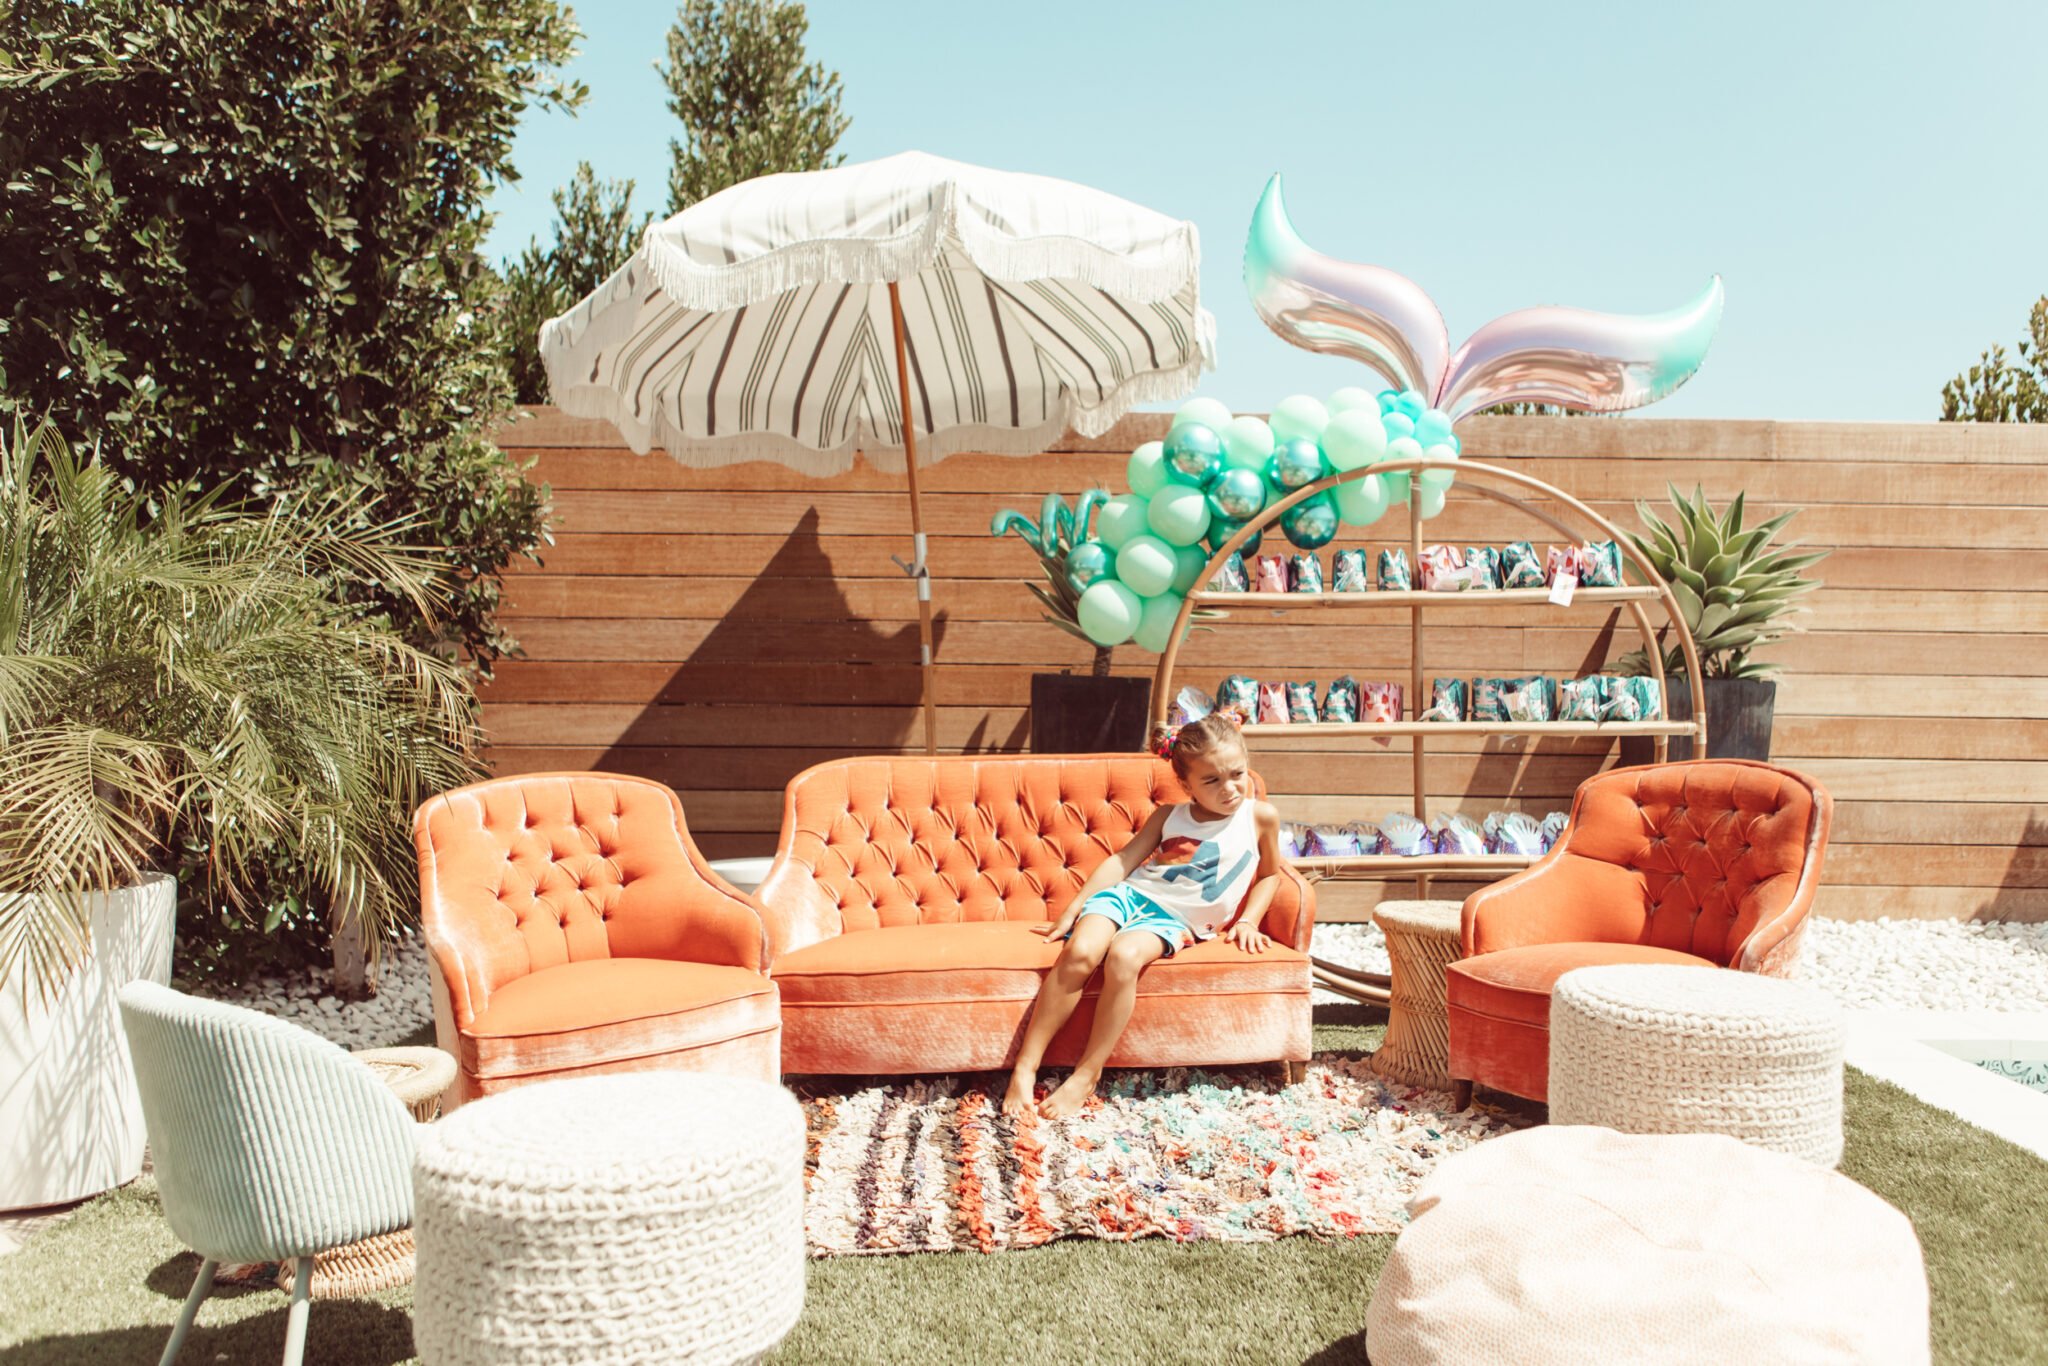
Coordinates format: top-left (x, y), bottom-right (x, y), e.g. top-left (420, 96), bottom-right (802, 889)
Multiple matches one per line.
top-left (202, 918), bottom-right (2048, 1045)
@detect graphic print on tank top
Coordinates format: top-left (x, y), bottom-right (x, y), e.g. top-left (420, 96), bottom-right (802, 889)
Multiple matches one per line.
top-left (1146, 835), bottom-right (1254, 902)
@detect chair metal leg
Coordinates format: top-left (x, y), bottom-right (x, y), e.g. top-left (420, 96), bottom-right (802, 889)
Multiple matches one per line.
top-left (280, 1257), bottom-right (312, 1366)
top-left (159, 1258), bottom-right (216, 1366)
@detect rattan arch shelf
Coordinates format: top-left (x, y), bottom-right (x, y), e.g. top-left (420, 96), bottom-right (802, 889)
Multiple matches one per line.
top-left (1145, 455), bottom-right (1709, 1004)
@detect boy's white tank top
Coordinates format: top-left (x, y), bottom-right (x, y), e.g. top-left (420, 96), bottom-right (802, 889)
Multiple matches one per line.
top-left (1124, 801), bottom-right (1261, 932)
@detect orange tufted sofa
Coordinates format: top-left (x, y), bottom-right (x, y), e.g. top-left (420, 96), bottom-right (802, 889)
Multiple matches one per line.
top-left (1447, 759), bottom-right (1832, 1107)
top-left (752, 754), bottom-right (1317, 1076)
top-left (414, 772), bottom-right (779, 1105)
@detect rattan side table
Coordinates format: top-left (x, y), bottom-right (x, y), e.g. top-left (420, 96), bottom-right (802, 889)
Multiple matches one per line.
top-left (1367, 899), bottom-right (1466, 1092)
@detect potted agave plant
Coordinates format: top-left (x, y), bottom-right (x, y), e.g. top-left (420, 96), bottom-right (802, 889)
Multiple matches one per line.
top-left (0, 418), bottom-right (482, 1207)
top-left (1616, 484), bottom-right (1827, 764)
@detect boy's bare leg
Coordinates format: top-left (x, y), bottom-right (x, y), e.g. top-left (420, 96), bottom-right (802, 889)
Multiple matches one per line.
top-left (1003, 917), bottom-right (1116, 1117)
top-left (1040, 930), bottom-right (1167, 1118)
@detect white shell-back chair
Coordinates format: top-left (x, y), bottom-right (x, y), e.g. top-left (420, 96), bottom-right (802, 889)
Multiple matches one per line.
top-left (118, 981), bottom-right (418, 1366)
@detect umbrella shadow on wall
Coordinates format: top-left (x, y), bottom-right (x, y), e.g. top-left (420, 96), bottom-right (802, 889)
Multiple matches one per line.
top-left (589, 508), bottom-right (1021, 855)
top-left (1976, 810), bottom-right (2047, 924)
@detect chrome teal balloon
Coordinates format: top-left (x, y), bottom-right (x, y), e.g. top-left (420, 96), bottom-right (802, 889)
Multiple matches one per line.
top-left (1206, 467), bottom-right (1267, 521)
top-left (1162, 422), bottom-right (1224, 487)
top-left (1115, 533), bottom-right (1177, 598)
top-left (1264, 437), bottom-right (1327, 491)
top-left (1146, 483), bottom-right (1211, 547)
top-left (1063, 539), bottom-right (1113, 594)
top-left (1207, 517), bottom-right (1262, 557)
top-left (1280, 492), bottom-right (1339, 550)
top-left (1077, 579), bottom-right (1142, 646)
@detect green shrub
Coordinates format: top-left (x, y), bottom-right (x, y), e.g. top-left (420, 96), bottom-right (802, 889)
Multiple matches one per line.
top-left (0, 0), bottom-right (582, 672)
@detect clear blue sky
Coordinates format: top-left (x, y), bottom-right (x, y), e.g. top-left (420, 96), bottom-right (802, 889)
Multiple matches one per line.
top-left (484, 1), bottom-right (2045, 421)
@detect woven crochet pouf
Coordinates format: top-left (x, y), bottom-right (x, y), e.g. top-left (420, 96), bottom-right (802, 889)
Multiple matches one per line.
top-left (412, 1072), bottom-right (805, 1365)
top-left (1549, 964), bottom-right (1845, 1167)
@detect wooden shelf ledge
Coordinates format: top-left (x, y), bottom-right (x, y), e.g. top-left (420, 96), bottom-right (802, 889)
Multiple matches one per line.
top-left (1190, 586), bottom-right (1663, 609)
top-left (1240, 720), bottom-right (1698, 738)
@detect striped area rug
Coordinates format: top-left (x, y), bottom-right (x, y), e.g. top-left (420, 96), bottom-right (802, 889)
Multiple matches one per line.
top-left (798, 1057), bottom-right (1520, 1256)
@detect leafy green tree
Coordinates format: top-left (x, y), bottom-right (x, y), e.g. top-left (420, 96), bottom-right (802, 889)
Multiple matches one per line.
top-left (500, 164), bottom-right (651, 405)
top-left (660, 0), bottom-right (851, 214)
top-left (1942, 296), bottom-right (2048, 422)
top-left (0, 0), bottom-right (583, 672)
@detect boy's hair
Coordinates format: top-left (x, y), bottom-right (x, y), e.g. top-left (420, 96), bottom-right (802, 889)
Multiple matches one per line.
top-left (1148, 710), bottom-right (1248, 779)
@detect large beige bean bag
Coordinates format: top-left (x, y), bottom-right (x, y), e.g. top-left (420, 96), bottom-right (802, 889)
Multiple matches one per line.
top-left (1366, 1125), bottom-right (1928, 1365)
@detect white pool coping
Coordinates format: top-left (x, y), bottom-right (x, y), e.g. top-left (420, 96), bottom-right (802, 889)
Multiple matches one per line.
top-left (1844, 1009), bottom-right (2048, 1163)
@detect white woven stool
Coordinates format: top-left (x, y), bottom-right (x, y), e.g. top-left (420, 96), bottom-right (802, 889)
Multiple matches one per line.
top-left (412, 1072), bottom-right (805, 1365)
top-left (1368, 900), bottom-right (1465, 1091)
top-left (1550, 965), bottom-right (1845, 1167)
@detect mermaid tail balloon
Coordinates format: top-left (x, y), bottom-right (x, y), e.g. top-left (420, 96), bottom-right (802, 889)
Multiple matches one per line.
top-left (1245, 173), bottom-right (1721, 422)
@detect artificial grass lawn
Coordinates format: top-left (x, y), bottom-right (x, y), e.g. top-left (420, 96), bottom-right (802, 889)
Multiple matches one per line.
top-left (1, 1010), bottom-right (2043, 1365)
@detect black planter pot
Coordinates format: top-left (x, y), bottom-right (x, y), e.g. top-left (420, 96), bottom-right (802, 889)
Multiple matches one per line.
top-left (1030, 673), bottom-right (1153, 754)
top-left (1619, 676), bottom-right (1778, 766)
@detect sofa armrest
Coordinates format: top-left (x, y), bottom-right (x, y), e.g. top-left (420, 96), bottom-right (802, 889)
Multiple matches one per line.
top-left (754, 852), bottom-right (844, 965)
top-left (1253, 864), bottom-right (1316, 951)
top-left (1461, 849), bottom-right (1648, 957)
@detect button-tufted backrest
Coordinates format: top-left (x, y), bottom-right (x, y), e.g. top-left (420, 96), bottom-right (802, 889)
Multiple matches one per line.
top-left (757, 755), bottom-right (1275, 953)
top-left (415, 772), bottom-right (734, 1025)
top-left (1561, 760), bottom-right (1830, 966)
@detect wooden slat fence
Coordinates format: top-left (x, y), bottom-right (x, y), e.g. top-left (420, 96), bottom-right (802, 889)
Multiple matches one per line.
top-left (485, 408), bottom-right (2048, 924)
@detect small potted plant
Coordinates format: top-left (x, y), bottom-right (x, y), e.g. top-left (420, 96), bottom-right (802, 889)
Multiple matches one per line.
top-left (0, 418), bottom-right (483, 1207)
top-left (1616, 484), bottom-right (1826, 764)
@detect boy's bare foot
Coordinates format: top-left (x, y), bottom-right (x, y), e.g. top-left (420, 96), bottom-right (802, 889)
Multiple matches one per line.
top-left (1038, 1069), bottom-right (1099, 1118)
top-left (1001, 1067), bottom-right (1038, 1118)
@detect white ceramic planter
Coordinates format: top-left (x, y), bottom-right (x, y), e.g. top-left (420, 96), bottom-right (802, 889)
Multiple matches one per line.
top-left (0, 873), bottom-right (176, 1209)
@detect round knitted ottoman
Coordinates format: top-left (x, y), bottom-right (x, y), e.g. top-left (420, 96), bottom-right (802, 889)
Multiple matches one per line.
top-left (1549, 964), bottom-right (1845, 1167)
top-left (1365, 1125), bottom-right (1930, 1365)
top-left (1368, 900), bottom-right (1465, 1091)
top-left (412, 1072), bottom-right (805, 1365)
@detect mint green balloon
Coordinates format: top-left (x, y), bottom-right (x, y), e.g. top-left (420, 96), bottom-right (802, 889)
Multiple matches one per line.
top-left (1115, 533), bottom-right (1177, 597)
top-left (1334, 473), bottom-right (1390, 526)
top-left (1327, 386), bottom-right (1380, 416)
top-left (1097, 493), bottom-right (1151, 550)
top-left (1077, 579), bottom-right (1142, 646)
top-left (1174, 397), bottom-right (1234, 433)
top-left (1270, 394), bottom-right (1329, 443)
top-left (1416, 484), bottom-right (1447, 520)
top-left (1222, 415), bottom-right (1275, 469)
top-left (1126, 440), bottom-right (1168, 497)
top-left (1169, 543), bottom-right (1208, 596)
top-left (1384, 436), bottom-right (1422, 504)
top-left (1420, 442), bottom-right (1459, 491)
top-left (1146, 483), bottom-right (1211, 547)
top-left (1323, 409), bottom-right (1388, 471)
top-left (1133, 591), bottom-right (1187, 653)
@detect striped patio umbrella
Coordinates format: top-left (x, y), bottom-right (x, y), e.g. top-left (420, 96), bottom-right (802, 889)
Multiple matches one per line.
top-left (540, 150), bottom-right (1212, 754)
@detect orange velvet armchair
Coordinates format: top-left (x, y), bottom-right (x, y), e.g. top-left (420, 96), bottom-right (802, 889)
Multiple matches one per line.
top-left (753, 754), bottom-right (1316, 1077)
top-left (414, 772), bottom-right (780, 1105)
top-left (1447, 759), bottom-right (1832, 1108)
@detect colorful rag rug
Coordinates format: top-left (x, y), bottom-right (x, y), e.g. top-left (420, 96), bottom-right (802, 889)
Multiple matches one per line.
top-left (797, 1056), bottom-right (1521, 1256)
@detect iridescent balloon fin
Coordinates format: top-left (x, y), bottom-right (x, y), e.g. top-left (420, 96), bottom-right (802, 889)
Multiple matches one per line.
top-left (1434, 276), bottom-right (1724, 421)
top-left (1244, 174), bottom-right (1450, 399)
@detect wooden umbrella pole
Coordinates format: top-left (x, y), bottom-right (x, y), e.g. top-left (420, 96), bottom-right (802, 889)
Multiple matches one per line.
top-left (888, 282), bottom-right (939, 757)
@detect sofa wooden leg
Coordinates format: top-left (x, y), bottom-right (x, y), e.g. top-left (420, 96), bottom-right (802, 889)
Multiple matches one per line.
top-left (1282, 1060), bottom-right (1308, 1086)
top-left (1451, 1079), bottom-right (1473, 1111)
